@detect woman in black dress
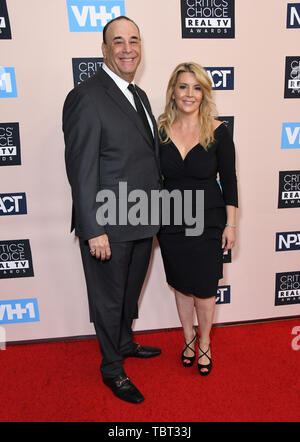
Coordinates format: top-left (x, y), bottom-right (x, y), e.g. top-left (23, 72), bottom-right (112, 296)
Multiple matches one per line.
top-left (157, 62), bottom-right (238, 375)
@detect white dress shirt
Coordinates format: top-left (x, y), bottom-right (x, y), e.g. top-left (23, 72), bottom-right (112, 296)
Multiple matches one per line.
top-left (102, 63), bottom-right (154, 136)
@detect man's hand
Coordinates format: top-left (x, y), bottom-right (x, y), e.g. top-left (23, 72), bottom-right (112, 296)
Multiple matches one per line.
top-left (88, 234), bottom-right (111, 261)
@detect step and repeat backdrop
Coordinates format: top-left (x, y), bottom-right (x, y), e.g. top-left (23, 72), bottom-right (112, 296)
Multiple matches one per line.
top-left (1, 0), bottom-right (300, 343)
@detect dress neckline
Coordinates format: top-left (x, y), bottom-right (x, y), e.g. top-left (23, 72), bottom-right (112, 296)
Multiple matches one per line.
top-left (168, 122), bottom-right (224, 162)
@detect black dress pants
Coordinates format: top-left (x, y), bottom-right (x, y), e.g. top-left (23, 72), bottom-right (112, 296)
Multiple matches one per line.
top-left (79, 236), bottom-right (153, 378)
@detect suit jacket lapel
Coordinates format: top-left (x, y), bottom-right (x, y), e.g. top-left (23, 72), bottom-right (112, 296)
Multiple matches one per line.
top-left (96, 68), bottom-right (154, 149)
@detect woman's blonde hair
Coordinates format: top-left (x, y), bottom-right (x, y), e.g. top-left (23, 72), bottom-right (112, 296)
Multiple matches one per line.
top-left (158, 62), bottom-right (218, 150)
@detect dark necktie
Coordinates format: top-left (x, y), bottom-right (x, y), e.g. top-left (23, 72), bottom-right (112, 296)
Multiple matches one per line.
top-left (128, 83), bottom-right (153, 141)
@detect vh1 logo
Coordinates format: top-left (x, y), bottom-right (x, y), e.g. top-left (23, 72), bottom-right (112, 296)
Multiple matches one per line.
top-left (0, 67), bottom-right (17, 98)
top-left (0, 299), bottom-right (39, 324)
top-left (281, 123), bottom-right (300, 149)
top-left (67, 0), bottom-right (125, 32)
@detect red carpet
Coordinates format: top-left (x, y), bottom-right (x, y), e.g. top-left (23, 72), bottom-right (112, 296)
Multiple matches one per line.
top-left (0, 318), bottom-right (299, 422)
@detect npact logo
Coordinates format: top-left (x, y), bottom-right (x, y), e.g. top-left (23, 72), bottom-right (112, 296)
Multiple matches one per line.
top-left (276, 231), bottom-right (300, 251)
top-left (216, 285), bottom-right (231, 304)
top-left (0, 193), bottom-right (27, 216)
top-left (0, 299), bottom-right (39, 324)
top-left (287, 3), bottom-right (300, 28)
top-left (67, 0), bottom-right (125, 32)
top-left (0, 67), bottom-right (17, 98)
top-left (0, 0), bottom-right (12, 39)
top-left (205, 67), bottom-right (234, 90)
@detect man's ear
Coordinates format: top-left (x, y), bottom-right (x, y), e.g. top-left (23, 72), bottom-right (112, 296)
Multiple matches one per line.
top-left (101, 42), bottom-right (106, 59)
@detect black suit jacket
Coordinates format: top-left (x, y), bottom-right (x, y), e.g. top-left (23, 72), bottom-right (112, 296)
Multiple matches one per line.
top-left (63, 67), bottom-right (162, 242)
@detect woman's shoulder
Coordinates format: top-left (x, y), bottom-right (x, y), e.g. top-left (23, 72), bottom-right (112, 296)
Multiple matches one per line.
top-left (211, 119), bottom-right (233, 141)
top-left (212, 118), bottom-right (224, 132)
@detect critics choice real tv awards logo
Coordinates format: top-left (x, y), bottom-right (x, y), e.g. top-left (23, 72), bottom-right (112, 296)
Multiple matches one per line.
top-left (284, 57), bottom-right (300, 98)
top-left (0, 123), bottom-right (21, 166)
top-left (0, 240), bottom-right (34, 279)
top-left (0, 0), bottom-right (12, 39)
top-left (72, 58), bottom-right (103, 86)
top-left (181, 0), bottom-right (235, 38)
top-left (278, 171), bottom-right (300, 208)
top-left (67, 0), bottom-right (125, 32)
top-left (275, 272), bottom-right (300, 306)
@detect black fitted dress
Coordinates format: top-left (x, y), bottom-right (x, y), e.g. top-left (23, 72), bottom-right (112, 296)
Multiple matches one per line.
top-left (157, 123), bottom-right (238, 298)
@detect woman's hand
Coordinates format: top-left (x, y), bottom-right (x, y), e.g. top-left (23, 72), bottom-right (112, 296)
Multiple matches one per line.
top-left (222, 226), bottom-right (235, 251)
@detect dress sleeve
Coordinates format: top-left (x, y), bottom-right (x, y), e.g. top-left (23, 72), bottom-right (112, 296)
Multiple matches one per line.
top-left (216, 124), bottom-right (238, 207)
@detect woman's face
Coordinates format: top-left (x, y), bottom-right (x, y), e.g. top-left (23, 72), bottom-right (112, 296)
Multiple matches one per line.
top-left (172, 72), bottom-right (203, 116)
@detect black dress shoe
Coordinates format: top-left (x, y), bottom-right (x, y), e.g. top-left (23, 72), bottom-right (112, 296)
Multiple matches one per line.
top-left (103, 375), bottom-right (144, 404)
top-left (122, 343), bottom-right (162, 358)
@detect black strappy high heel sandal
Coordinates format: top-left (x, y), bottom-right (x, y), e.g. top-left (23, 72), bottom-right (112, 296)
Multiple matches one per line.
top-left (198, 344), bottom-right (212, 376)
top-left (181, 328), bottom-right (197, 367)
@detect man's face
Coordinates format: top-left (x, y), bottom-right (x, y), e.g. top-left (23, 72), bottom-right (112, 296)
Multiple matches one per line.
top-left (102, 19), bottom-right (141, 82)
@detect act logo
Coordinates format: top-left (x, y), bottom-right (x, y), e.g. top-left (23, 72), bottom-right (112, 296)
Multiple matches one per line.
top-left (276, 231), bottom-right (300, 251)
top-left (205, 67), bottom-right (234, 90)
top-left (0, 299), bottom-right (39, 324)
top-left (281, 123), bottom-right (300, 149)
top-left (67, 0), bottom-right (125, 32)
top-left (287, 3), bottom-right (300, 28)
top-left (0, 0), bottom-right (12, 39)
top-left (0, 193), bottom-right (27, 216)
top-left (216, 285), bottom-right (231, 304)
top-left (0, 67), bottom-right (17, 98)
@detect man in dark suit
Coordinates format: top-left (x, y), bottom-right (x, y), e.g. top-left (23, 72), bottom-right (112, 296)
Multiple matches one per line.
top-left (63, 16), bottom-right (162, 404)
